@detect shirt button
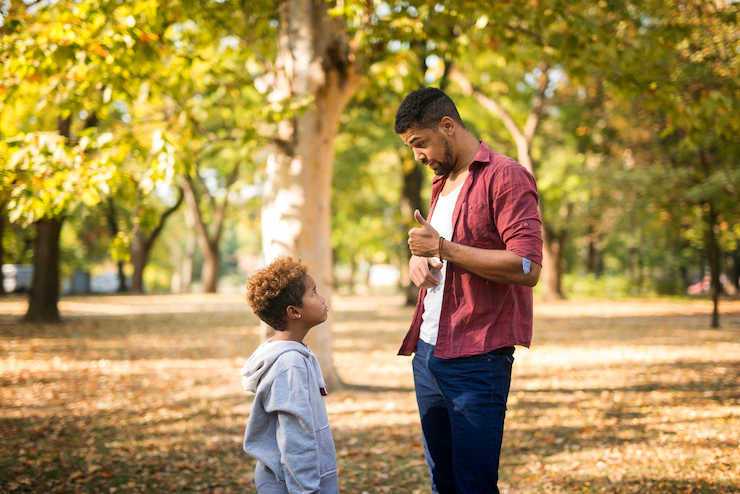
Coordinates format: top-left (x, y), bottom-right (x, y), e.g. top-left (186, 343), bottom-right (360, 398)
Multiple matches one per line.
top-left (523, 222), bottom-right (529, 226)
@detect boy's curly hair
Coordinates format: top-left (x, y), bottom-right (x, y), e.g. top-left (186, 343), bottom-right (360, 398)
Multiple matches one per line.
top-left (246, 257), bottom-right (308, 331)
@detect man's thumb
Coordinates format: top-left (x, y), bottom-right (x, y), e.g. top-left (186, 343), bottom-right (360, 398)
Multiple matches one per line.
top-left (414, 209), bottom-right (430, 226)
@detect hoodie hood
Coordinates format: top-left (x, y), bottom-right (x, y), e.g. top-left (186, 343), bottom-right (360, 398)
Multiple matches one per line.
top-left (241, 339), bottom-right (328, 395)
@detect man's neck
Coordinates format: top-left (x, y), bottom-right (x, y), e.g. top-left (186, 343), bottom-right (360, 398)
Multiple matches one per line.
top-left (449, 132), bottom-right (480, 181)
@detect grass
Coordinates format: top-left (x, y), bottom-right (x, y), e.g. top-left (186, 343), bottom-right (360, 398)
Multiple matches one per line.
top-left (0, 293), bottom-right (738, 493)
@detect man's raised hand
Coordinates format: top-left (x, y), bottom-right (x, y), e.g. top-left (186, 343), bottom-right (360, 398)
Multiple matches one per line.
top-left (408, 209), bottom-right (440, 258)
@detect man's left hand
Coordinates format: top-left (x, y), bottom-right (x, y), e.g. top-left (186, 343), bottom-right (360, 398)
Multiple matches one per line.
top-left (408, 210), bottom-right (441, 258)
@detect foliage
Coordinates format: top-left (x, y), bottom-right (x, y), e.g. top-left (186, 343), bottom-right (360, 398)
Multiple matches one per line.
top-left (1, 132), bottom-right (120, 225)
top-left (0, 0), bottom-right (738, 301)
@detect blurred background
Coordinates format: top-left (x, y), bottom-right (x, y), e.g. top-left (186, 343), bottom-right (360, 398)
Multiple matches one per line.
top-left (2, 0), bottom-right (738, 322)
top-left (1, 2), bottom-right (740, 492)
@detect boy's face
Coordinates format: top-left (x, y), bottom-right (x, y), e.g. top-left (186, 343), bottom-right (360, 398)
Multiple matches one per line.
top-left (299, 275), bottom-right (328, 326)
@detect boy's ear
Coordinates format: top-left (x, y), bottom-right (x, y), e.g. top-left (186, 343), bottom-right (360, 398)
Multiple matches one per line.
top-left (286, 305), bottom-right (301, 320)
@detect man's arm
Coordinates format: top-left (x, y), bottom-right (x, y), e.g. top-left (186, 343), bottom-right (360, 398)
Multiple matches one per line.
top-left (440, 240), bottom-right (541, 287)
top-left (408, 209), bottom-right (541, 287)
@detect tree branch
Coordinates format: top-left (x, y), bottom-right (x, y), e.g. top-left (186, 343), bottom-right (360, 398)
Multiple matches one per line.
top-left (212, 163), bottom-right (240, 246)
top-left (146, 187), bottom-right (185, 251)
top-left (449, 67), bottom-right (525, 144)
top-left (523, 61), bottom-right (550, 143)
top-left (182, 174), bottom-right (211, 244)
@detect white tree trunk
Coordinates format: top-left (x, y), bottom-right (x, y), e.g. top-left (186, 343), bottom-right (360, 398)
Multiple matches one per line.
top-left (261, 0), bottom-right (361, 390)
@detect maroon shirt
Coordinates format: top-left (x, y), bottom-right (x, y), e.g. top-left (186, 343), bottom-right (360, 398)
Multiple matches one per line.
top-left (398, 141), bottom-right (543, 359)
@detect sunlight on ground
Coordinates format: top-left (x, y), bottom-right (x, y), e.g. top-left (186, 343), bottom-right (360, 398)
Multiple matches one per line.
top-left (1, 294), bottom-right (739, 492)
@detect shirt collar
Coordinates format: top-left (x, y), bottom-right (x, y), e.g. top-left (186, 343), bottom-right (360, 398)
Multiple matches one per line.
top-left (432, 141), bottom-right (492, 184)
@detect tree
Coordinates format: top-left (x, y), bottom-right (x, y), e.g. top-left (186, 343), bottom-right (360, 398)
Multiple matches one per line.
top-left (2, 131), bottom-right (118, 321)
top-left (181, 165), bottom-right (239, 293)
top-left (0, 0), bottom-right (176, 319)
top-left (581, 0), bottom-right (740, 326)
top-left (104, 197), bottom-right (129, 293)
top-left (130, 188), bottom-right (184, 293)
top-left (449, 65), bottom-right (563, 299)
top-left (254, 0), bottom-right (368, 388)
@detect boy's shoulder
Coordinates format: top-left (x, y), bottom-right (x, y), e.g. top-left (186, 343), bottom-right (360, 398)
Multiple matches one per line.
top-left (270, 348), bottom-right (310, 372)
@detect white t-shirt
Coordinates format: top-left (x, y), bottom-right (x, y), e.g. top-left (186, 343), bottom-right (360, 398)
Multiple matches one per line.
top-left (419, 182), bottom-right (463, 345)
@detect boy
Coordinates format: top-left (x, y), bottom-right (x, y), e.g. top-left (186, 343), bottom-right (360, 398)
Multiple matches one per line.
top-left (241, 257), bottom-right (339, 493)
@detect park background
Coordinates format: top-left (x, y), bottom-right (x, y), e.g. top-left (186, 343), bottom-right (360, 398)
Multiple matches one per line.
top-left (1, 0), bottom-right (739, 492)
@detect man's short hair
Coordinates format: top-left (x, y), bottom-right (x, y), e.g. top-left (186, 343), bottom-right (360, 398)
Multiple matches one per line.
top-left (394, 87), bottom-right (465, 134)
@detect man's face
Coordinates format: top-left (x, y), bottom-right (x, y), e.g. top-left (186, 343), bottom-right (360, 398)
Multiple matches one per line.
top-left (400, 125), bottom-right (455, 176)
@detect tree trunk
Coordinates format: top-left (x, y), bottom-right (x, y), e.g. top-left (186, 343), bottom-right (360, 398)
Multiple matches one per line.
top-left (698, 149), bottom-right (721, 327)
top-left (24, 116), bottom-right (71, 320)
top-left (347, 257), bottom-right (356, 295)
top-left (105, 198), bottom-right (128, 293)
top-left (130, 228), bottom-right (149, 294)
top-left (115, 262), bottom-right (126, 292)
top-left (200, 243), bottom-right (219, 294)
top-left (181, 208), bottom-right (196, 293)
top-left (540, 222), bottom-right (564, 301)
top-left (704, 202), bottom-right (721, 328)
top-left (261, 0), bottom-right (361, 391)
top-left (585, 223), bottom-right (599, 276)
top-left (129, 189), bottom-right (184, 294)
top-left (400, 153), bottom-right (425, 306)
top-left (731, 248), bottom-right (740, 291)
top-left (181, 166), bottom-right (236, 295)
top-left (0, 202), bottom-right (5, 296)
top-left (24, 219), bottom-right (64, 323)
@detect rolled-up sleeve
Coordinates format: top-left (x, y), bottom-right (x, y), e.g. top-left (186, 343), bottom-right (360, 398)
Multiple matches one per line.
top-left (492, 162), bottom-right (543, 265)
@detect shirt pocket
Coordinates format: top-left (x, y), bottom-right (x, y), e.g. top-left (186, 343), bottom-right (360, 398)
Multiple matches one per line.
top-left (460, 201), bottom-right (495, 246)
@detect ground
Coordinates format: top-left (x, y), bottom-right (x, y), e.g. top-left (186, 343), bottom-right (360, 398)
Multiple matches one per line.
top-left (1, 294), bottom-right (739, 493)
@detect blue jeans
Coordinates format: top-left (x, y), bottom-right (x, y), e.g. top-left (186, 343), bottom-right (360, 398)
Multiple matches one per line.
top-left (412, 339), bottom-right (514, 494)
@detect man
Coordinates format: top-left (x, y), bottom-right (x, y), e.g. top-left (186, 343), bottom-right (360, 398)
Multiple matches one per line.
top-left (396, 87), bottom-right (543, 493)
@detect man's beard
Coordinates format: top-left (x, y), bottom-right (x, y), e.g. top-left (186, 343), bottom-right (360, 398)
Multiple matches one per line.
top-left (426, 137), bottom-right (455, 176)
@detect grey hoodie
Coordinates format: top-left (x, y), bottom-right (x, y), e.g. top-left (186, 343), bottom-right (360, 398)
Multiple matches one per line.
top-left (241, 340), bottom-right (339, 494)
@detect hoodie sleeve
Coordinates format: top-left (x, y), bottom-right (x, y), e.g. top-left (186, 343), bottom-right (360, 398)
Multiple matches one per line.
top-left (263, 366), bottom-right (320, 494)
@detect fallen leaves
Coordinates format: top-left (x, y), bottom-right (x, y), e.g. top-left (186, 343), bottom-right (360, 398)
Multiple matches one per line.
top-left (0, 294), bottom-right (739, 492)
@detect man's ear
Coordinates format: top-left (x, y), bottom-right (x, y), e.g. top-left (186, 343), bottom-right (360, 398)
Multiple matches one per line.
top-left (439, 116), bottom-right (455, 136)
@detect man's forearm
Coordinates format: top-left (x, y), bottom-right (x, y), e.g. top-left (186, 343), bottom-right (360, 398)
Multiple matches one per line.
top-left (441, 240), bottom-right (541, 287)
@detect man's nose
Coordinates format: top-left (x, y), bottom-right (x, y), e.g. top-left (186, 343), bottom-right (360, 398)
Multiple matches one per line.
top-left (413, 149), bottom-right (425, 162)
